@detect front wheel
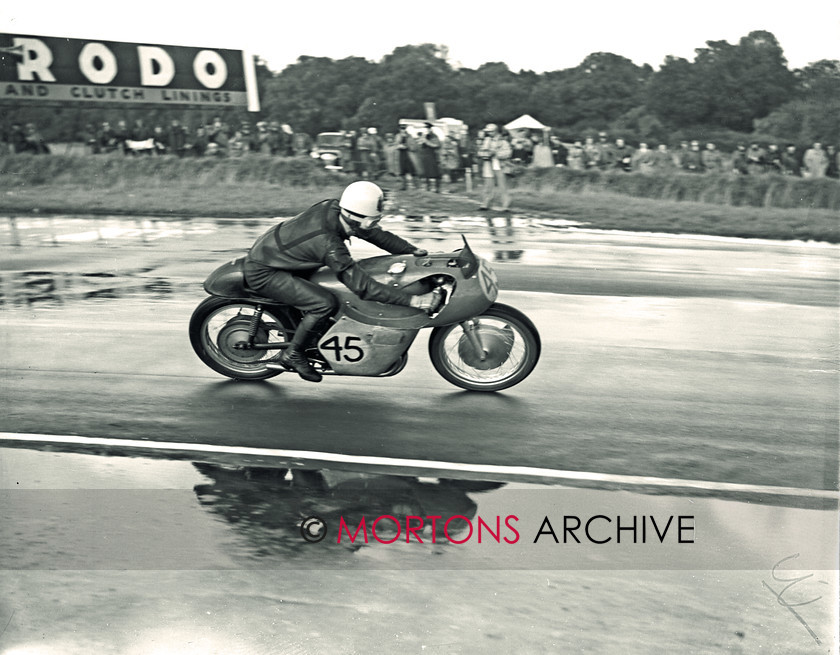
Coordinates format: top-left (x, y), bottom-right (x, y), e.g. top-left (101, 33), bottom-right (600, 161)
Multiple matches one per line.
top-left (189, 296), bottom-right (295, 380)
top-left (428, 303), bottom-right (540, 392)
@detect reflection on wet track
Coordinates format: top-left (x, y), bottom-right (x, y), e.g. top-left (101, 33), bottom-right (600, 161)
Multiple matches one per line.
top-left (193, 463), bottom-right (494, 562)
top-left (1, 448), bottom-right (836, 573)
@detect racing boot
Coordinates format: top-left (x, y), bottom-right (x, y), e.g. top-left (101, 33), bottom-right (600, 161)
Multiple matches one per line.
top-left (268, 313), bottom-right (323, 382)
top-left (278, 346), bottom-right (322, 383)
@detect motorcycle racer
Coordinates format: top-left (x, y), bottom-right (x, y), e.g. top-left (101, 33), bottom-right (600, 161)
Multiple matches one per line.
top-left (243, 181), bottom-right (437, 383)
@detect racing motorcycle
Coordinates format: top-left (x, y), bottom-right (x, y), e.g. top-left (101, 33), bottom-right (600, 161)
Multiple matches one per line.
top-left (189, 238), bottom-right (540, 391)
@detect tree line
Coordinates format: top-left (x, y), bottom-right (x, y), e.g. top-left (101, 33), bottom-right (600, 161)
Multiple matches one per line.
top-left (256, 33), bottom-right (838, 148)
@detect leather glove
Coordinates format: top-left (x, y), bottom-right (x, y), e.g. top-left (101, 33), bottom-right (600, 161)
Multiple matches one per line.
top-left (409, 291), bottom-right (437, 313)
top-left (411, 248), bottom-right (428, 257)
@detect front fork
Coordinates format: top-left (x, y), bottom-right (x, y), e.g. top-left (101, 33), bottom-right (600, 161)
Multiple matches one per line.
top-left (460, 319), bottom-right (486, 362)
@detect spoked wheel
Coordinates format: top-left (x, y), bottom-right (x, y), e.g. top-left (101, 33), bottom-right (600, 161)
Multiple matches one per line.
top-left (189, 296), bottom-right (295, 380)
top-left (428, 303), bottom-right (540, 392)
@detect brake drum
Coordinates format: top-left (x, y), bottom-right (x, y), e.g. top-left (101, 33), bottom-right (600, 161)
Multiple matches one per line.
top-left (457, 323), bottom-right (515, 370)
top-left (217, 318), bottom-right (268, 364)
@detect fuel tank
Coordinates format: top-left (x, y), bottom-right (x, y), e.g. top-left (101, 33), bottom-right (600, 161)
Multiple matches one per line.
top-left (310, 249), bottom-right (497, 328)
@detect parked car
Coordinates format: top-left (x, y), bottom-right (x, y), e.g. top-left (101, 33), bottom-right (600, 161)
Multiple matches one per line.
top-left (311, 132), bottom-right (344, 169)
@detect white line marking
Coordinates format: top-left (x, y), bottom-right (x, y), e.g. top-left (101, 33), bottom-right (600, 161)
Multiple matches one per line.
top-left (2, 432), bottom-right (837, 500)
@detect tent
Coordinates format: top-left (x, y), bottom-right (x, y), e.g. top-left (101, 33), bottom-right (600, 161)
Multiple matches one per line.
top-left (504, 114), bottom-right (549, 131)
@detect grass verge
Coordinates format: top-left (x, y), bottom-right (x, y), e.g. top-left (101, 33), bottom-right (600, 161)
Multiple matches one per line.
top-left (1, 155), bottom-right (838, 242)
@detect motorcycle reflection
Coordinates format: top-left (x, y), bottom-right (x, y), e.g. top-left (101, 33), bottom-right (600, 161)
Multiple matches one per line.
top-left (192, 463), bottom-right (504, 561)
top-left (484, 215), bottom-right (524, 262)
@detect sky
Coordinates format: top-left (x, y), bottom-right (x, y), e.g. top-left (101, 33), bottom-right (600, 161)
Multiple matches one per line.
top-left (1, 0), bottom-right (838, 73)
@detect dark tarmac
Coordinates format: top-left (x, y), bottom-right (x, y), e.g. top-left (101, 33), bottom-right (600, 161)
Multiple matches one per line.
top-left (0, 214), bottom-right (837, 653)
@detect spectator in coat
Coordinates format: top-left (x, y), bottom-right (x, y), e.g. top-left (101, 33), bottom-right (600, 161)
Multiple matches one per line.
top-left (281, 124), bottom-right (295, 156)
top-left (566, 140), bottom-right (585, 170)
top-left (6, 123), bottom-right (26, 153)
top-left (167, 120), bottom-right (187, 157)
top-left (207, 117), bottom-right (225, 144)
top-left (441, 132), bottom-right (463, 185)
top-left (550, 136), bottom-right (568, 166)
top-left (418, 122), bottom-right (442, 192)
top-left (731, 145), bottom-right (749, 175)
top-left (394, 125), bottom-right (417, 189)
top-left (682, 141), bottom-right (704, 173)
top-left (459, 132), bottom-right (475, 178)
top-left (344, 130), bottom-right (362, 176)
top-left (477, 123), bottom-right (512, 211)
top-left (613, 138), bottom-right (635, 172)
top-left (653, 144), bottom-right (674, 173)
top-left (114, 120), bottom-right (130, 153)
top-left (239, 121), bottom-right (256, 153)
top-left (383, 133), bottom-right (399, 176)
top-left (583, 136), bottom-right (600, 169)
top-left (673, 141), bottom-right (689, 168)
top-left (701, 143), bottom-right (723, 173)
top-left (97, 121), bottom-right (118, 153)
top-left (83, 123), bottom-right (98, 154)
top-left (267, 121), bottom-right (283, 155)
top-left (292, 131), bottom-right (312, 157)
top-left (631, 142), bottom-right (656, 174)
top-left (764, 144), bottom-right (783, 174)
top-left (531, 133), bottom-right (555, 169)
top-left (596, 132), bottom-right (614, 170)
top-left (825, 145), bottom-right (838, 178)
top-left (357, 127), bottom-right (383, 178)
top-left (192, 126), bottom-right (209, 157)
top-left (152, 126), bottom-right (168, 154)
top-left (802, 142), bottom-right (829, 178)
top-left (132, 118), bottom-right (150, 141)
top-left (23, 123), bottom-right (50, 154)
top-left (510, 130), bottom-right (533, 165)
top-left (228, 130), bottom-right (248, 157)
top-left (746, 143), bottom-right (766, 174)
top-left (780, 144), bottom-right (800, 176)
top-left (255, 122), bottom-right (272, 154)
top-left (208, 125), bottom-right (229, 156)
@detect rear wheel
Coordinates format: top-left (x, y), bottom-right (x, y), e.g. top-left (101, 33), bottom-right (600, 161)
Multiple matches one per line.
top-left (189, 297), bottom-right (295, 380)
top-left (428, 303), bottom-right (540, 392)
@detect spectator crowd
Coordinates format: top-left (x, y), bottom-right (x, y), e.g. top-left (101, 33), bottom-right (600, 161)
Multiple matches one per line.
top-left (557, 132), bottom-right (840, 179)
top-left (4, 116), bottom-right (840, 183)
top-left (3, 122), bottom-right (51, 154)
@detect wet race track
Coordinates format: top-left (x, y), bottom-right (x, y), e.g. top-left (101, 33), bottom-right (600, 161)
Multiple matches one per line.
top-left (0, 213), bottom-right (838, 653)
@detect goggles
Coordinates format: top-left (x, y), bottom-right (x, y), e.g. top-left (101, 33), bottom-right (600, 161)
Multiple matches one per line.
top-left (342, 209), bottom-right (382, 231)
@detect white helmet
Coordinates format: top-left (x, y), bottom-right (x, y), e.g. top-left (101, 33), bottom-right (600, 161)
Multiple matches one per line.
top-left (339, 181), bottom-right (384, 221)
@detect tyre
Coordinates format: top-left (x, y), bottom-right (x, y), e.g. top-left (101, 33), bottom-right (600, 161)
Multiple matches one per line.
top-left (428, 303), bottom-right (540, 392)
top-left (189, 296), bottom-right (295, 380)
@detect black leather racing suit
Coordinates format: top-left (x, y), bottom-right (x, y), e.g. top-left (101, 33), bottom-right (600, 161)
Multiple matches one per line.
top-left (243, 199), bottom-right (418, 325)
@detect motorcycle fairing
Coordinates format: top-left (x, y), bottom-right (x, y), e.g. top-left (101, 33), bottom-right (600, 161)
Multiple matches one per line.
top-left (316, 315), bottom-right (419, 375)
